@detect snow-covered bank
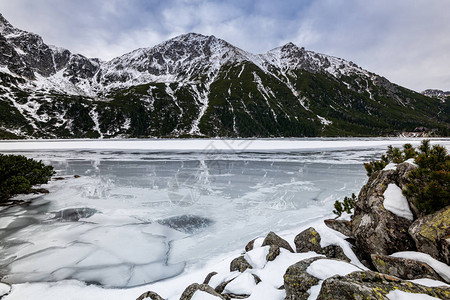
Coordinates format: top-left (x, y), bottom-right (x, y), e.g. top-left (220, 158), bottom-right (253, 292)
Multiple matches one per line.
top-left (1, 137), bottom-right (448, 152)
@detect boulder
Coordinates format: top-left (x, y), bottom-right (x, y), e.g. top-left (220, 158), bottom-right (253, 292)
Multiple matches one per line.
top-left (321, 245), bottom-right (350, 262)
top-left (136, 291), bottom-right (165, 300)
top-left (324, 219), bottom-right (352, 237)
top-left (262, 231), bottom-right (294, 253)
top-left (230, 256), bottom-right (252, 272)
top-left (180, 283), bottom-right (225, 300)
top-left (352, 166), bottom-right (415, 260)
top-left (294, 227), bottom-right (350, 261)
top-left (245, 238), bottom-right (256, 252)
top-left (371, 254), bottom-right (444, 282)
top-left (294, 227), bottom-right (322, 253)
top-left (317, 270), bottom-right (450, 300)
top-left (283, 257), bottom-right (323, 300)
top-left (408, 205), bottom-right (450, 264)
top-left (266, 244), bottom-right (280, 261)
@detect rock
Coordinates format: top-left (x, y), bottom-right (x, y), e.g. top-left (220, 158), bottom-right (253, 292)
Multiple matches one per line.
top-left (408, 205), bottom-right (450, 264)
top-left (203, 272), bottom-right (218, 285)
top-left (215, 278), bottom-right (235, 294)
top-left (136, 291), bottom-right (165, 300)
top-left (29, 188), bottom-right (50, 194)
top-left (294, 227), bottom-right (350, 261)
top-left (245, 238), bottom-right (256, 252)
top-left (230, 256), bottom-right (252, 272)
top-left (283, 257), bottom-right (323, 300)
top-left (371, 254), bottom-right (444, 282)
top-left (53, 177), bottom-right (65, 181)
top-left (316, 270), bottom-right (450, 300)
top-left (74, 175), bottom-right (81, 178)
top-left (294, 227), bottom-right (322, 253)
top-left (262, 231), bottom-right (294, 253)
top-left (180, 283), bottom-right (225, 300)
top-left (321, 245), bottom-right (350, 262)
top-left (324, 219), bottom-right (352, 237)
top-left (352, 166), bottom-right (416, 260)
top-left (252, 274), bottom-right (262, 284)
top-left (266, 244), bottom-right (280, 261)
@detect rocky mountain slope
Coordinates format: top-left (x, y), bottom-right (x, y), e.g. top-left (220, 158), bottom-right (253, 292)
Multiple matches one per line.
top-left (0, 13), bottom-right (448, 139)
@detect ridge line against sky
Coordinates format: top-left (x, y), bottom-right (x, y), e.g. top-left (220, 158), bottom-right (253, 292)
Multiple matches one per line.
top-left (0, 0), bottom-right (449, 92)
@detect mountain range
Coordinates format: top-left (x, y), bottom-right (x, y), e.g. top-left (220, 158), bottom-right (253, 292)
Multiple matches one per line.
top-left (0, 13), bottom-right (448, 139)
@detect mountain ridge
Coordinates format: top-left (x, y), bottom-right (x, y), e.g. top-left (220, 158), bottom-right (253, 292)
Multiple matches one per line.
top-left (0, 14), bottom-right (448, 139)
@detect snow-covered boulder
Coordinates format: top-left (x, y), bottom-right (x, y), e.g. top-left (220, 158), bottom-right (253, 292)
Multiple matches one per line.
top-left (371, 254), bottom-right (444, 282)
top-left (262, 231), bottom-right (294, 253)
top-left (284, 257), bottom-right (362, 300)
top-left (294, 227), bottom-right (349, 261)
top-left (352, 163), bottom-right (416, 263)
top-left (409, 206), bottom-right (450, 265)
top-left (317, 270), bottom-right (450, 300)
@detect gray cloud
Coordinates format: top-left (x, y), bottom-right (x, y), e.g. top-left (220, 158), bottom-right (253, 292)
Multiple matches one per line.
top-left (0, 0), bottom-right (448, 91)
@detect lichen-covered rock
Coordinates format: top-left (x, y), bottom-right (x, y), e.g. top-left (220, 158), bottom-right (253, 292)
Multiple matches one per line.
top-left (266, 244), bottom-right (280, 261)
top-left (408, 205), bottom-right (450, 264)
top-left (203, 272), bottom-right (218, 285)
top-left (283, 257), bottom-right (323, 300)
top-left (180, 283), bottom-right (225, 300)
top-left (262, 231), bottom-right (294, 253)
top-left (294, 227), bottom-right (350, 261)
top-left (230, 256), bottom-right (252, 272)
top-left (324, 219), bottom-right (352, 237)
top-left (294, 227), bottom-right (322, 253)
top-left (316, 270), bottom-right (450, 300)
top-left (352, 166), bottom-right (415, 261)
top-left (136, 291), bottom-right (165, 300)
top-left (371, 254), bottom-right (444, 282)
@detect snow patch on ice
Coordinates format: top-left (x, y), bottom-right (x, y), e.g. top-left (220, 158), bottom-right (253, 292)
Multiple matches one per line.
top-left (383, 184), bottom-right (413, 220)
top-left (191, 291), bottom-right (222, 300)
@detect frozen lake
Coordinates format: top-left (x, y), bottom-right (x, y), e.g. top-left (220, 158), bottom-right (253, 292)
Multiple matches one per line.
top-left (0, 138), bottom-right (448, 288)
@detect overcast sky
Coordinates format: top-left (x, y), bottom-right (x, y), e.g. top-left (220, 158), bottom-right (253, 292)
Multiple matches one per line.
top-left (0, 0), bottom-right (449, 92)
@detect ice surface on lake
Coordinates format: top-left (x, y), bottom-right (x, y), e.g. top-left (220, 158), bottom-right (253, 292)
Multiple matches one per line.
top-left (0, 138), bottom-right (448, 288)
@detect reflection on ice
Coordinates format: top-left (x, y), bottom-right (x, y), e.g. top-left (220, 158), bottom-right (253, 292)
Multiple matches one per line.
top-left (2, 139), bottom-right (443, 288)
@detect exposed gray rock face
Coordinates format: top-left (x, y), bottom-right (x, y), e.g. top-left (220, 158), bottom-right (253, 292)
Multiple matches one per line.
top-left (136, 290), bottom-right (165, 300)
top-left (266, 244), bottom-right (280, 261)
top-left (317, 270), bottom-right (450, 300)
top-left (371, 254), bottom-right (445, 282)
top-left (408, 205), bottom-right (450, 264)
top-left (283, 257), bottom-right (323, 300)
top-left (262, 231), bottom-right (294, 253)
top-left (294, 227), bottom-right (350, 261)
top-left (180, 283), bottom-right (225, 300)
top-left (352, 164), bottom-right (416, 261)
top-left (245, 238), bottom-right (256, 252)
top-left (229, 256), bottom-right (252, 272)
top-left (324, 219), bottom-right (352, 237)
